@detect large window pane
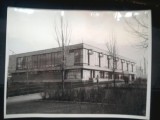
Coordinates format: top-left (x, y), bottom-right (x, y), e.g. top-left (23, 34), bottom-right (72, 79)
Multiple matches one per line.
top-left (55, 52), bottom-right (62, 67)
top-left (46, 53), bottom-right (52, 67)
top-left (17, 57), bottom-right (23, 70)
top-left (74, 49), bottom-right (83, 65)
top-left (22, 56), bottom-right (27, 69)
top-left (38, 54), bottom-right (46, 68)
top-left (66, 69), bottom-right (81, 79)
top-left (32, 55), bottom-right (38, 69)
top-left (27, 56), bottom-right (32, 69)
top-left (51, 52), bottom-right (55, 67)
top-left (38, 55), bottom-right (41, 68)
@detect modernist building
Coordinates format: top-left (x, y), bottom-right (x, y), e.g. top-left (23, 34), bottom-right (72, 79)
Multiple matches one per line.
top-left (8, 43), bottom-right (136, 83)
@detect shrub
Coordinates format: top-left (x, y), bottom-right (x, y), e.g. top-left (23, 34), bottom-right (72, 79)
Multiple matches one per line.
top-left (40, 82), bottom-right (147, 115)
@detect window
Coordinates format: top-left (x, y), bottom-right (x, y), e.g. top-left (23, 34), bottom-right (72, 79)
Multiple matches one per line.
top-left (58, 52), bottom-right (62, 65)
top-left (69, 49), bottom-right (74, 53)
top-left (32, 55), bottom-right (38, 69)
top-left (51, 52), bottom-right (55, 67)
top-left (38, 55), bottom-right (41, 68)
top-left (74, 49), bottom-right (83, 65)
top-left (108, 72), bottom-right (112, 79)
top-left (27, 56), bottom-right (32, 69)
top-left (17, 57), bottom-right (23, 70)
top-left (46, 53), bottom-right (52, 67)
top-left (22, 56), bottom-right (28, 69)
top-left (66, 69), bottom-right (81, 79)
top-left (37, 54), bottom-right (46, 68)
top-left (100, 71), bottom-right (104, 78)
top-left (115, 74), bottom-right (119, 79)
top-left (55, 52), bottom-right (62, 66)
top-left (104, 72), bottom-right (108, 78)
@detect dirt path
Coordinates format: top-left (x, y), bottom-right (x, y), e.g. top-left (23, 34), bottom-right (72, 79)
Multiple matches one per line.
top-left (7, 93), bottom-right (42, 104)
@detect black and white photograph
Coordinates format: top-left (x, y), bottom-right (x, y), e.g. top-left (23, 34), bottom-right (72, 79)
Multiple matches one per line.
top-left (4, 7), bottom-right (151, 119)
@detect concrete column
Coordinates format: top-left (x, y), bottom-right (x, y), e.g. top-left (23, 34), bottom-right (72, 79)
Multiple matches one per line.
top-left (81, 69), bottom-right (83, 79)
top-left (129, 74), bottom-right (132, 81)
top-left (107, 55), bottom-right (112, 69)
top-left (134, 74), bottom-right (136, 80)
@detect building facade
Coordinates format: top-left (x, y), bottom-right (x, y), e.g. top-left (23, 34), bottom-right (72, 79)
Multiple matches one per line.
top-left (8, 43), bottom-right (136, 83)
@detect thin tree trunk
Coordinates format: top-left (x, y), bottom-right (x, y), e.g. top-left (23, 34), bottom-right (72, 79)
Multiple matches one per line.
top-left (61, 16), bottom-right (65, 93)
top-left (62, 68), bottom-right (65, 92)
top-left (54, 14), bottom-right (71, 92)
top-left (113, 71), bottom-right (116, 88)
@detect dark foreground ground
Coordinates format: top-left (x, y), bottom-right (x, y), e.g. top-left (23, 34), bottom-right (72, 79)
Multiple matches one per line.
top-left (6, 80), bottom-right (147, 115)
top-left (7, 100), bottom-right (112, 114)
top-left (7, 100), bottom-right (143, 115)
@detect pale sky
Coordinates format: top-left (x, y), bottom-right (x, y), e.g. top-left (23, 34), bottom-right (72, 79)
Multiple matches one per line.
top-left (6, 7), bottom-right (151, 66)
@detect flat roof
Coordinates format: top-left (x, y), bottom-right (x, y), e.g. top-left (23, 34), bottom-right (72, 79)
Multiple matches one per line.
top-left (9, 43), bottom-right (136, 63)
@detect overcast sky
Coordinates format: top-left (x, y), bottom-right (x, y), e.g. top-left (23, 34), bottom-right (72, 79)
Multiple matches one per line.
top-left (6, 7), bottom-right (151, 66)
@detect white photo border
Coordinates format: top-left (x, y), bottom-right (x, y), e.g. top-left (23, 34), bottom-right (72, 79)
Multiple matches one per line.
top-left (4, 8), bottom-right (152, 120)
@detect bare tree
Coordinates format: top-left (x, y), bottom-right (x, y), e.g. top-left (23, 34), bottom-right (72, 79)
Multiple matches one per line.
top-left (125, 13), bottom-right (149, 48)
top-left (106, 33), bottom-right (118, 87)
top-left (125, 12), bottom-right (149, 80)
top-left (54, 13), bottom-right (72, 91)
top-left (54, 15), bottom-right (72, 47)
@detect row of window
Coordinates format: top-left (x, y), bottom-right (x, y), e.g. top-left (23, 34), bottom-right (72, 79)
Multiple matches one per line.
top-left (16, 49), bottom-right (134, 72)
top-left (17, 52), bottom-right (62, 70)
top-left (73, 49), bottom-right (134, 72)
top-left (16, 49), bottom-right (88, 70)
top-left (73, 49), bottom-right (101, 66)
